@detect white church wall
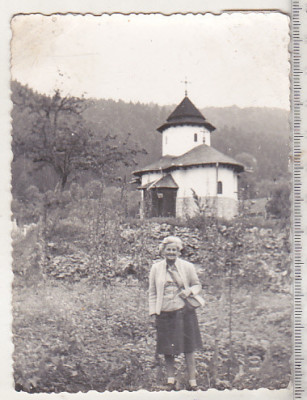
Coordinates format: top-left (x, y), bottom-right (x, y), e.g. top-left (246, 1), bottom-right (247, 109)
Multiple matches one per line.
top-left (172, 166), bottom-right (215, 198)
top-left (138, 166), bottom-right (239, 220)
top-left (217, 168), bottom-right (238, 199)
top-left (162, 125), bottom-right (211, 156)
top-left (171, 166), bottom-right (239, 219)
top-left (171, 166), bottom-right (238, 199)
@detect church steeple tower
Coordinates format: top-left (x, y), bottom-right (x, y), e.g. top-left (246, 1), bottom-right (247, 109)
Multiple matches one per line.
top-left (157, 96), bottom-right (216, 157)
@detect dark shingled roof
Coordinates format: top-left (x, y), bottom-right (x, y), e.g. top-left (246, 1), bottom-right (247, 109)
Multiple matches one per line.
top-left (138, 174), bottom-right (178, 190)
top-left (157, 96), bottom-right (216, 133)
top-left (133, 144), bottom-right (244, 175)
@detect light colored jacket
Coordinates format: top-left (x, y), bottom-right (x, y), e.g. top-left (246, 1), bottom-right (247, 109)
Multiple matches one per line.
top-left (149, 258), bottom-right (202, 315)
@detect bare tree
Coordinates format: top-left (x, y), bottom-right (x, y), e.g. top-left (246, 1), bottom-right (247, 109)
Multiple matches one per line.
top-left (12, 81), bottom-right (89, 189)
top-left (12, 81), bottom-right (147, 190)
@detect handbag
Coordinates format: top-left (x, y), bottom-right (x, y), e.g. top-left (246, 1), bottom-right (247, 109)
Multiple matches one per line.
top-left (184, 293), bottom-right (205, 309)
top-left (168, 268), bottom-right (205, 309)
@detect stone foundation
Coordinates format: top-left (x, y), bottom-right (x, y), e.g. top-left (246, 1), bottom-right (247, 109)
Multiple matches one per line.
top-left (176, 196), bottom-right (238, 220)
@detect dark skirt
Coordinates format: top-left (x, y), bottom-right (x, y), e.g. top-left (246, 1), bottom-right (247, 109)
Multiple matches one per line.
top-left (156, 306), bottom-right (202, 355)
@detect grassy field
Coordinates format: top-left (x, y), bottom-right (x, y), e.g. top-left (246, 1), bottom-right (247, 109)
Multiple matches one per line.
top-left (13, 276), bottom-right (291, 393)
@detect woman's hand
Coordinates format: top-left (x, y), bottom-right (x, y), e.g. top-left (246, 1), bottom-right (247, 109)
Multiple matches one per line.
top-left (178, 288), bottom-right (192, 299)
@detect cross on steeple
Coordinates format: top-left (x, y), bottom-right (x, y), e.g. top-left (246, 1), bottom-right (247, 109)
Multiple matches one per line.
top-left (181, 77), bottom-right (191, 97)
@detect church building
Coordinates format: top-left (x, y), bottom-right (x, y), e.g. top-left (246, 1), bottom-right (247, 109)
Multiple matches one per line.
top-left (133, 95), bottom-right (244, 220)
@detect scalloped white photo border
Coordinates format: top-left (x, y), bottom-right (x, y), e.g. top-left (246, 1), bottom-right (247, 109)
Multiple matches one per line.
top-left (0, 1), bottom-right (301, 400)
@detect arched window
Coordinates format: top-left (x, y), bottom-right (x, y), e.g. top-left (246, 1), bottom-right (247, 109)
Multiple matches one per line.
top-left (194, 133), bottom-right (198, 142)
top-left (217, 181), bottom-right (223, 194)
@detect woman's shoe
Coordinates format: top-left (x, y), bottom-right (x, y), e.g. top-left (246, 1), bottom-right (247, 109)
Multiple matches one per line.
top-left (166, 379), bottom-right (178, 391)
top-left (187, 384), bottom-right (199, 391)
top-left (189, 385), bottom-right (199, 391)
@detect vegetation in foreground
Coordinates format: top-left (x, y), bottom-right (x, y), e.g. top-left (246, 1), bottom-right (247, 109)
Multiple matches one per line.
top-left (13, 279), bottom-right (291, 393)
top-left (12, 216), bottom-right (291, 393)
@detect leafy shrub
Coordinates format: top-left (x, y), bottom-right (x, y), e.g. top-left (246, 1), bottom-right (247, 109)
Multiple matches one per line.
top-left (84, 180), bottom-right (103, 199)
top-left (47, 218), bottom-right (88, 242)
top-left (24, 185), bottom-right (42, 203)
top-left (103, 186), bottom-right (122, 209)
top-left (12, 227), bottom-right (43, 285)
top-left (69, 182), bottom-right (84, 201)
top-left (127, 191), bottom-right (140, 217)
top-left (12, 185), bottom-right (43, 225)
top-left (266, 181), bottom-right (291, 219)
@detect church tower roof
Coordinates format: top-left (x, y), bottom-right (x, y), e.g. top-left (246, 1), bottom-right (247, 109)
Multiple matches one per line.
top-left (157, 96), bottom-right (216, 133)
top-left (133, 143), bottom-right (244, 176)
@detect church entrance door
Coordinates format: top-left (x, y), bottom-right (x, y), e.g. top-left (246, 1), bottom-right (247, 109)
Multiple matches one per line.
top-left (150, 188), bottom-right (177, 218)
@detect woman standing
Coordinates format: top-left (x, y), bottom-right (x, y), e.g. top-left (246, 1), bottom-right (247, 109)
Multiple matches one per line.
top-left (149, 236), bottom-right (203, 391)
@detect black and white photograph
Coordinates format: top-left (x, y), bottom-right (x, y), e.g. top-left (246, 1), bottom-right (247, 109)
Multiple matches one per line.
top-left (5, 8), bottom-right (294, 397)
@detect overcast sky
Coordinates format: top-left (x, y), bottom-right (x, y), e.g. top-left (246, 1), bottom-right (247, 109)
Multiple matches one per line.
top-left (11, 12), bottom-right (290, 109)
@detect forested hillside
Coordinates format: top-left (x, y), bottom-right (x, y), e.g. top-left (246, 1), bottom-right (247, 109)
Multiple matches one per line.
top-left (82, 98), bottom-right (290, 183)
top-left (11, 81), bottom-right (290, 204)
top-left (204, 106), bottom-right (289, 181)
